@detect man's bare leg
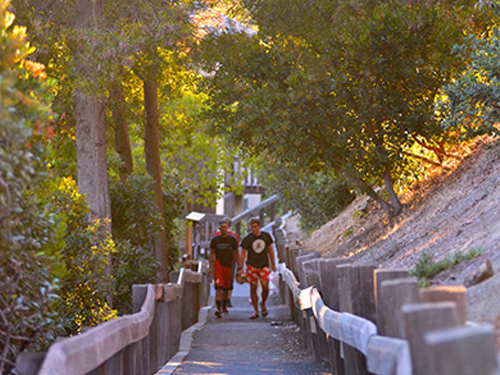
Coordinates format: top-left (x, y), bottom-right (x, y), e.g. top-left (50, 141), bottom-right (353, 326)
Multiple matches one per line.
top-left (260, 280), bottom-right (269, 316)
top-left (249, 283), bottom-right (259, 318)
top-left (222, 290), bottom-right (229, 313)
top-left (215, 289), bottom-right (223, 317)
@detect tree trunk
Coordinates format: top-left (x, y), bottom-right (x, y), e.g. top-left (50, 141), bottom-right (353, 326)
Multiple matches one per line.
top-left (143, 78), bottom-right (169, 282)
top-left (74, 0), bottom-right (113, 289)
top-left (383, 163), bottom-right (403, 216)
top-left (75, 92), bottom-right (110, 221)
top-left (74, 0), bottom-right (110, 223)
top-left (345, 171), bottom-right (394, 216)
top-left (111, 83), bottom-right (134, 180)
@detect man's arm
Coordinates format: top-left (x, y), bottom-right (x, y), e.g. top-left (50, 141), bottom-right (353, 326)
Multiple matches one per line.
top-left (232, 238), bottom-right (239, 266)
top-left (238, 248), bottom-right (247, 273)
top-left (268, 245), bottom-right (277, 272)
top-left (208, 248), bottom-right (215, 276)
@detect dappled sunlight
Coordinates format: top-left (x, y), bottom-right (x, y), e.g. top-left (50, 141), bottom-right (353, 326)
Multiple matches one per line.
top-left (347, 218), bottom-right (409, 257)
top-left (401, 135), bottom-right (497, 204)
top-left (187, 361), bottom-right (223, 368)
top-left (393, 235), bottom-right (444, 263)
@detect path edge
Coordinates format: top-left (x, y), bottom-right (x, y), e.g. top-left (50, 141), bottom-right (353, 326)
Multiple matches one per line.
top-left (154, 295), bottom-right (215, 375)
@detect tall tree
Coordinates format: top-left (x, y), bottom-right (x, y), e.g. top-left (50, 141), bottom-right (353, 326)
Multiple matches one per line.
top-left (440, 1), bottom-right (500, 139)
top-left (73, 0), bottom-right (113, 287)
top-left (201, 0), bottom-right (475, 216)
top-left (110, 81), bottom-right (134, 180)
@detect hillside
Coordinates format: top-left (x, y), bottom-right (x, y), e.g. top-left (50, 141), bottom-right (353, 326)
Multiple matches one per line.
top-left (298, 137), bottom-right (500, 325)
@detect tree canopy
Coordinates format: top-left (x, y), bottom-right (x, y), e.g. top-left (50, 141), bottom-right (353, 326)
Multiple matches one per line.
top-left (200, 0), bottom-right (476, 215)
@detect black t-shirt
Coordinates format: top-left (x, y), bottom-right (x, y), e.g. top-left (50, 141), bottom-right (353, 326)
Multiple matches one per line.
top-left (210, 234), bottom-right (238, 268)
top-left (241, 231), bottom-right (274, 269)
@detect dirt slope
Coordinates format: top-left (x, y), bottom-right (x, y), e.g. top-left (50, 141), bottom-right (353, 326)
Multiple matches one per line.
top-left (300, 138), bottom-right (500, 325)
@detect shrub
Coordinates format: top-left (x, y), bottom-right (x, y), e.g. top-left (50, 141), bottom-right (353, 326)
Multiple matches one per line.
top-left (112, 241), bottom-right (159, 314)
top-left (50, 177), bottom-right (116, 334)
top-left (0, 1), bottom-right (61, 371)
top-left (410, 248), bottom-right (484, 280)
top-left (109, 173), bottom-right (163, 313)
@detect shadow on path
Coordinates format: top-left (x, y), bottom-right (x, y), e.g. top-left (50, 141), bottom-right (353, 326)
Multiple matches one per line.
top-left (172, 282), bottom-right (328, 375)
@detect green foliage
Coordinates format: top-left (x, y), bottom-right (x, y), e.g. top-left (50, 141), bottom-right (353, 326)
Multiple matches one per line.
top-left (50, 178), bottom-right (117, 334)
top-left (440, 1), bottom-right (500, 139)
top-left (257, 159), bottom-right (355, 232)
top-left (343, 229), bottom-right (354, 238)
top-left (161, 171), bottom-right (185, 267)
top-left (200, 0), bottom-right (476, 215)
top-left (109, 172), bottom-right (161, 312)
top-left (110, 172), bottom-right (163, 248)
top-left (410, 248), bottom-right (484, 280)
top-left (112, 241), bottom-right (158, 314)
top-left (0, 1), bottom-right (62, 371)
top-left (160, 85), bottom-right (237, 209)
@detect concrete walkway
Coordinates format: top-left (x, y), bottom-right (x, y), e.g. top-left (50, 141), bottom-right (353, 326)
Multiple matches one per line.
top-left (164, 280), bottom-right (328, 375)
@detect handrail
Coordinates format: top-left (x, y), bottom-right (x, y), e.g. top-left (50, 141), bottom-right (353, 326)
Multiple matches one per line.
top-left (275, 221), bottom-right (500, 375)
top-left (231, 194), bottom-right (279, 225)
top-left (25, 260), bottom-right (210, 375)
top-left (37, 285), bottom-right (156, 375)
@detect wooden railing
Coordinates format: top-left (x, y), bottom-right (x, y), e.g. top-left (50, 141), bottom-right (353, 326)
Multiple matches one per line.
top-left (272, 222), bottom-right (500, 375)
top-left (16, 261), bottom-right (210, 375)
top-left (232, 194), bottom-right (279, 238)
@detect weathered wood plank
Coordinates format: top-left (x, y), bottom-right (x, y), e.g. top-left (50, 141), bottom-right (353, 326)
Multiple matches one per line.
top-left (420, 286), bottom-right (468, 325)
top-left (378, 278), bottom-right (420, 338)
top-left (296, 252), bottom-right (321, 288)
top-left (366, 335), bottom-right (411, 375)
top-left (425, 324), bottom-right (499, 375)
top-left (402, 302), bottom-right (460, 375)
top-left (318, 258), bottom-right (350, 375)
top-left (338, 313), bottom-right (377, 356)
top-left (374, 269), bottom-right (409, 314)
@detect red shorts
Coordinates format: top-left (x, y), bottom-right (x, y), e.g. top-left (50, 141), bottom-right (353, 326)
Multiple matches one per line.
top-left (214, 259), bottom-right (233, 290)
top-left (246, 264), bottom-right (270, 285)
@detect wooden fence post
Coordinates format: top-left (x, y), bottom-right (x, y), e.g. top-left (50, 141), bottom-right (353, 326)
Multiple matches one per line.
top-left (15, 352), bottom-right (46, 375)
top-left (425, 324), bottom-right (499, 375)
top-left (132, 285), bottom-right (152, 374)
top-left (357, 263), bottom-right (378, 323)
top-left (402, 302), bottom-right (460, 375)
top-left (420, 286), bottom-right (468, 325)
top-left (297, 254), bottom-right (321, 355)
top-left (296, 252), bottom-right (321, 288)
top-left (374, 269), bottom-right (409, 314)
top-left (123, 343), bottom-right (136, 375)
top-left (285, 246), bottom-right (292, 269)
top-left (377, 278), bottom-right (420, 338)
top-left (337, 263), bottom-right (377, 375)
top-left (319, 258), bottom-right (351, 375)
top-left (303, 259), bottom-right (327, 364)
top-left (105, 351), bottom-right (122, 375)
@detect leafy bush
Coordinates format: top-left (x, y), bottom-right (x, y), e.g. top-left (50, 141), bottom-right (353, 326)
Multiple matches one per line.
top-left (161, 171), bottom-right (184, 267)
top-left (410, 248), bottom-right (483, 280)
top-left (110, 172), bottom-right (163, 249)
top-left (0, 1), bottom-right (61, 371)
top-left (112, 241), bottom-right (159, 314)
top-left (257, 160), bottom-right (355, 232)
top-left (439, 2), bottom-right (500, 139)
top-left (50, 178), bottom-right (116, 334)
top-left (109, 173), bottom-right (164, 313)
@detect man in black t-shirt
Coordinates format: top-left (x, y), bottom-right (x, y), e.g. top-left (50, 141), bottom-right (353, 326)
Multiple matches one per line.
top-left (237, 217), bottom-right (277, 319)
top-left (209, 219), bottom-right (239, 317)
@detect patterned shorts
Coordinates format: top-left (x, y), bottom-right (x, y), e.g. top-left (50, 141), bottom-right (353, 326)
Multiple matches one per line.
top-left (246, 264), bottom-right (270, 284)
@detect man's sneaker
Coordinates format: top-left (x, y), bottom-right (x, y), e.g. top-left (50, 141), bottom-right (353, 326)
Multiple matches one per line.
top-left (215, 310), bottom-right (222, 318)
top-left (227, 300), bottom-right (233, 307)
top-left (223, 307), bottom-right (229, 314)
